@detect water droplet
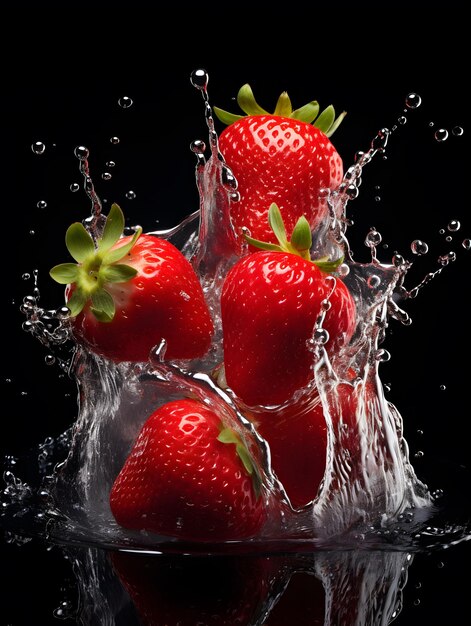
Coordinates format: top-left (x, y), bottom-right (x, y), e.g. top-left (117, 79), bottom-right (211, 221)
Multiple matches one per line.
top-left (36, 200), bottom-right (47, 209)
top-left (437, 251), bottom-right (456, 266)
top-left (21, 273), bottom-right (31, 280)
top-left (398, 116), bottom-right (407, 125)
top-left (437, 561), bottom-right (445, 569)
top-left (429, 121), bottom-right (435, 127)
top-left (29, 230), bottom-right (35, 236)
top-left (439, 384), bottom-right (446, 391)
top-left (405, 93), bottom-right (422, 109)
top-left (367, 275), bottom-right (381, 289)
top-left (110, 136), bottom-right (120, 145)
top-left (118, 96), bottom-right (133, 109)
top-left (413, 598), bottom-right (421, 606)
top-left (190, 68), bottom-right (209, 90)
top-left (337, 263), bottom-right (350, 277)
top-left (376, 349), bottom-right (391, 362)
top-left (74, 146), bottom-right (89, 160)
top-left (374, 195), bottom-right (381, 202)
top-left (70, 183), bottom-right (80, 192)
top-left (392, 253), bottom-right (406, 267)
top-left (445, 235), bottom-right (452, 242)
top-left (452, 126), bottom-right (464, 136)
top-left (371, 128), bottom-right (389, 151)
top-left (31, 141), bottom-right (46, 154)
top-left (416, 429), bottom-right (424, 436)
top-left (462, 238), bottom-right (471, 250)
top-left (411, 239), bottom-right (428, 255)
top-left (414, 450), bottom-right (424, 458)
top-left (45, 354), bottom-right (56, 366)
top-left (365, 228), bottom-right (382, 247)
top-left (320, 299), bottom-right (332, 312)
top-left (106, 160), bottom-right (116, 168)
top-left (101, 172), bottom-right (112, 181)
top-left (447, 219), bottom-right (460, 232)
top-left (125, 190), bottom-right (136, 200)
top-left (191, 139), bottom-right (206, 154)
top-left (313, 328), bottom-right (330, 345)
top-left (439, 228), bottom-right (445, 235)
top-left (346, 184), bottom-right (359, 199)
top-left (434, 128), bottom-right (448, 142)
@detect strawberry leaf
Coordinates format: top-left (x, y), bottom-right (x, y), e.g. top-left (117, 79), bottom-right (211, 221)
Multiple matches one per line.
top-left (90, 289), bottom-right (115, 322)
top-left (243, 235), bottom-right (283, 252)
top-left (218, 427), bottom-right (239, 445)
top-left (313, 255), bottom-right (345, 273)
top-left (49, 263), bottom-right (79, 285)
top-left (218, 427), bottom-right (255, 477)
top-left (314, 105), bottom-right (336, 134)
top-left (235, 443), bottom-right (254, 476)
top-left (103, 227), bottom-right (142, 264)
top-left (98, 203), bottom-right (125, 252)
top-left (273, 92), bottom-right (292, 117)
top-left (237, 84), bottom-right (269, 116)
top-left (290, 216), bottom-right (312, 256)
top-left (325, 111), bottom-right (347, 138)
top-left (102, 263), bottom-right (137, 283)
top-left (66, 290), bottom-right (87, 317)
top-left (291, 100), bottom-right (320, 124)
top-left (213, 107), bottom-right (244, 125)
top-left (66, 222), bottom-right (95, 262)
top-left (268, 203), bottom-right (288, 247)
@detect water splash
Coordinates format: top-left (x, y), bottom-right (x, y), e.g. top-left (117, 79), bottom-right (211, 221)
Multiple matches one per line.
top-left (3, 69), bottom-right (470, 551)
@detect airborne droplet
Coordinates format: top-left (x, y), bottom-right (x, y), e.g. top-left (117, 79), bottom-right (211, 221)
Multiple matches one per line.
top-left (118, 96), bottom-right (133, 109)
top-left (74, 146), bottom-right (89, 160)
top-left (31, 141), bottom-right (46, 155)
top-left (411, 240), bottom-right (429, 255)
top-left (447, 219), bottom-right (460, 232)
top-left (190, 68), bottom-right (209, 90)
top-left (434, 128), bottom-right (449, 142)
top-left (405, 93), bottom-right (422, 109)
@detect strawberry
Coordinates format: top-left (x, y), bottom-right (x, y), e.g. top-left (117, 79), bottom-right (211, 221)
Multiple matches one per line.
top-left (250, 392), bottom-right (327, 509)
top-left (221, 204), bottom-right (356, 408)
top-left (214, 83), bottom-right (345, 247)
top-left (49, 203), bottom-right (214, 362)
top-left (109, 398), bottom-right (267, 541)
top-left (110, 551), bottom-right (278, 626)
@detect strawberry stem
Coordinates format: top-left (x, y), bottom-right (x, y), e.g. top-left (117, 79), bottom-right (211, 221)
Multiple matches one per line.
top-left (49, 203), bottom-right (142, 321)
top-left (214, 84), bottom-right (346, 137)
top-left (245, 203), bottom-right (345, 271)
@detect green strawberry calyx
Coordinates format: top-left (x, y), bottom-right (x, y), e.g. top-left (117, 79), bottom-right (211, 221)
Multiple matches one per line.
top-left (213, 83), bottom-right (346, 138)
top-left (245, 203), bottom-right (344, 272)
top-left (218, 425), bottom-right (262, 498)
top-left (49, 203), bottom-right (142, 322)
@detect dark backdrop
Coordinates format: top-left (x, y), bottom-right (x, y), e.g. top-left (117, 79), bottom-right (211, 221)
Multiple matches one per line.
top-left (1, 4), bottom-right (470, 625)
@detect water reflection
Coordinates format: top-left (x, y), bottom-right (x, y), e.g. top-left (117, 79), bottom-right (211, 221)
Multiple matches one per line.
top-left (62, 545), bottom-right (412, 624)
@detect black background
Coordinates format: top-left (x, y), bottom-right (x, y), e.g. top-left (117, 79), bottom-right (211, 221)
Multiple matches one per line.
top-left (1, 3), bottom-right (470, 625)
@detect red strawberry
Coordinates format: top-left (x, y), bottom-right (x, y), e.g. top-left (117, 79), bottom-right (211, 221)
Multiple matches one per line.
top-left (109, 398), bottom-right (267, 541)
top-left (221, 204), bottom-right (356, 408)
top-left (50, 203), bottom-right (214, 362)
top-left (110, 551), bottom-right (278, 626)
top-left (250, 381), bottom-right (360, 509)
top-left (214, 84), bottom-right (345, 247)
top-left (250, 392), bottom-right (327, 509)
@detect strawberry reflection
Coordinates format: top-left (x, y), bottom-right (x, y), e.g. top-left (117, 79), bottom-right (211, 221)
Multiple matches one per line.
top-left (70, 546), bottom-right (413, 625)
